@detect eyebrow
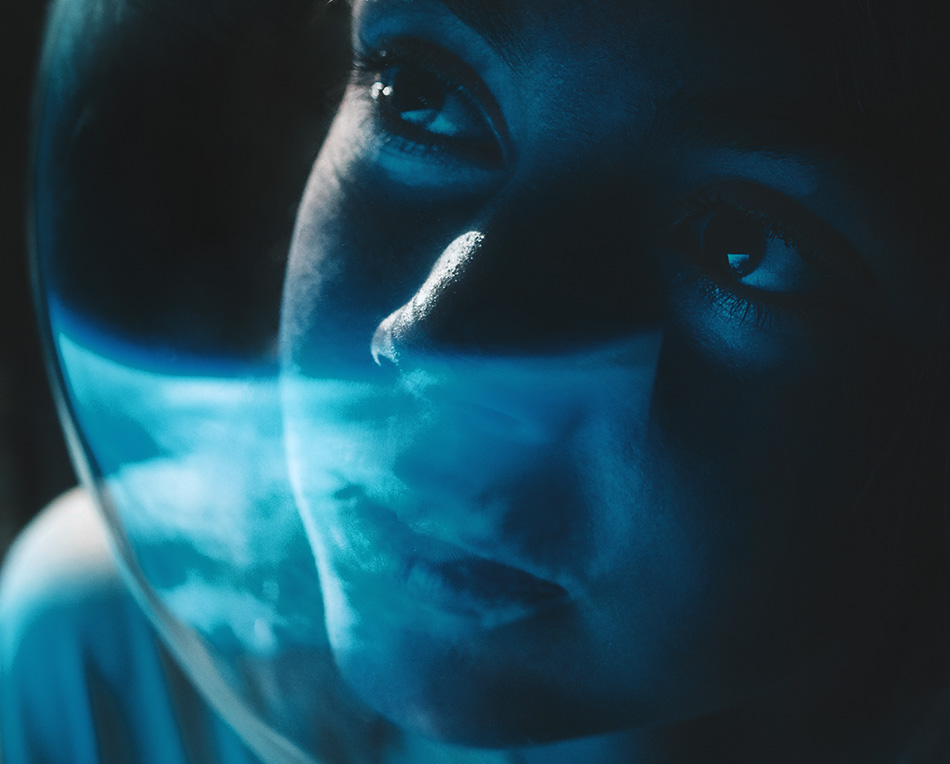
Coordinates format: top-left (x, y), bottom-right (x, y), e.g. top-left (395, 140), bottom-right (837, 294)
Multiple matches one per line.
top-left (652, 82), bottom-right (867, 170)
top-left (412, 1), bottom-right (863, 164)
top-left (358, 0), bottom-right (879, 179)
top-left (435, 0), bottom-right (527, 67)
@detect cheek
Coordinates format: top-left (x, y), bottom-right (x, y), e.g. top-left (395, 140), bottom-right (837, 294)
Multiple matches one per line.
top-left (652, 312), bottom-right (904, 515)
top-left (564, 312), bottom-right (917, 704)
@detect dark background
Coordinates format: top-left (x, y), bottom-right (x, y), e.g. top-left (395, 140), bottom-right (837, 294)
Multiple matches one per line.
top-left (0, 0), bottom-right (76, 561)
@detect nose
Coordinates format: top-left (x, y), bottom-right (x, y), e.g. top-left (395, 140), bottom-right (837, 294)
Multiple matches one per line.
top-left (371, 182), bottom-right (663, 365)
top-left (371, 230), bottom-right (485, 366)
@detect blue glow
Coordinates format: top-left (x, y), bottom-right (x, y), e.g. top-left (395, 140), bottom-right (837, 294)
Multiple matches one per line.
top-left (727, 252), bottom-right (751, 269)
top-left (49, 304), bottom-right (325, 656)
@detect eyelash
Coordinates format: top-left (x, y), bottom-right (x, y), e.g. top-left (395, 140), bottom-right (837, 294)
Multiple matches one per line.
top-left (695, 278), bottom-right (782, 331)
top-left (350, 40), bottom-right (505, 167)
top-left (673, 191), bottom-right (825, 267)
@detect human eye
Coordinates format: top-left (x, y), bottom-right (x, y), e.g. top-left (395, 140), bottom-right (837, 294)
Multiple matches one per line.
top-left (664, 184), bottom-right (862, 329)
top-left (351, 39), bottom-right (506, 170)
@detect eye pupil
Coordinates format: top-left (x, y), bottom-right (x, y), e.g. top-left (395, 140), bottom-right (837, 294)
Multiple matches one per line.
top-left (702, 210), bottom-right (766, 278)
top-left (375, 68), bottom-right (447, 127)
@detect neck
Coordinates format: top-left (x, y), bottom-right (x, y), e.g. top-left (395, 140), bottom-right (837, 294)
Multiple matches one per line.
top-left (418, 649), bottom-right (915, 764)
top-left (389, 637), bottom-right (939, 764)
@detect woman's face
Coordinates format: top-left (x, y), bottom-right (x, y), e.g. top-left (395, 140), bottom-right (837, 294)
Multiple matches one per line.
top-left (281, 0), bottom-right (936, 746)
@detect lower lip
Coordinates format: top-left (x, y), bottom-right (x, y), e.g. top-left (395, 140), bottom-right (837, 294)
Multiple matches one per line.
top-left (330, 493), bottom-right (569, 626)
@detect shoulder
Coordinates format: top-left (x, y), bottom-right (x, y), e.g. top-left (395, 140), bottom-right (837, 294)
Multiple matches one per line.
top-left (0, 488), bottom-right (262, 764)
top-left (0, 487), bottom-right (141, 685)
top-left (0, 488), bottom-right (136, 763)
top-left (0, 487), bottom-right (120, 621)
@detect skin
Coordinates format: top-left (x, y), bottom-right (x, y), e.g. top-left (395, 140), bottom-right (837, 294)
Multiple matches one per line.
top-left (280, 0), bottom-right (942, 759)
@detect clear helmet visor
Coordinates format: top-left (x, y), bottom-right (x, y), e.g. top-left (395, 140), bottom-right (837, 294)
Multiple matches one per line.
top-left (31, 2), bottom-right (374, 762)
top-left (32, 0), bottom-right (941, 761)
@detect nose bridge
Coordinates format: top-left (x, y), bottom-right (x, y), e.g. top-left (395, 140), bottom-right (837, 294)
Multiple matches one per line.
top-left (372, 170), bottom-right (663, 364)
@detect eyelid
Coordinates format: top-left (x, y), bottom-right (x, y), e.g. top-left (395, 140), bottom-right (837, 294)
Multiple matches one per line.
top-left (351, 36), bottom-right (512, 163)
top-left (670, 182), bottom-right (873, 288)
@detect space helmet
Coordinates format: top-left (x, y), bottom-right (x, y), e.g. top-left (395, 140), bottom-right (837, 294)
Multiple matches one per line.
top-left (31, 1), bottom-right (363, 761)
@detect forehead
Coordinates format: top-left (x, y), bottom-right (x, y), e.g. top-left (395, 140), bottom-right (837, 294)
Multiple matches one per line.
top-left (352, 0), bottom-right (838, 131)
top-left (353, 0), bottom-right (820, 70)
top-left (351, 0), bottom-right (867, 178)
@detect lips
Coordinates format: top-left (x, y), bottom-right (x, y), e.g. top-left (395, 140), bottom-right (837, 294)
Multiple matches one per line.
top-left (327, 486), bottom-right (569, 627)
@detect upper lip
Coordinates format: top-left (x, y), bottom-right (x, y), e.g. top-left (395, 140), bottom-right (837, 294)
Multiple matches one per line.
top-left (339, 482), bottom-right (576, 596)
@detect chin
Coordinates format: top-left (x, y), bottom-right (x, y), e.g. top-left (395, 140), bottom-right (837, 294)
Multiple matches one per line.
top-left (320, 589), bottom-right (644, 748)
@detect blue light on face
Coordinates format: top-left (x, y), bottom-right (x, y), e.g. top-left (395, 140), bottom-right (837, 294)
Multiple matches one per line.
top-left (49, 301), bottom-right (326, 657)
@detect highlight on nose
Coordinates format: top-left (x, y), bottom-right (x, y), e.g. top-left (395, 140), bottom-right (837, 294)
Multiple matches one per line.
top-left (371, 230), bottom-right (485, 367)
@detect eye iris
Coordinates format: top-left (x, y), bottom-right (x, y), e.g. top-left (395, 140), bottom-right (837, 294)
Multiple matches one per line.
top-left (365, 52), bottom-right (504, 167)
top-left (702, 210), bottom-right (766, 278)
top-left (374, 68), bottom-right (447, 128)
